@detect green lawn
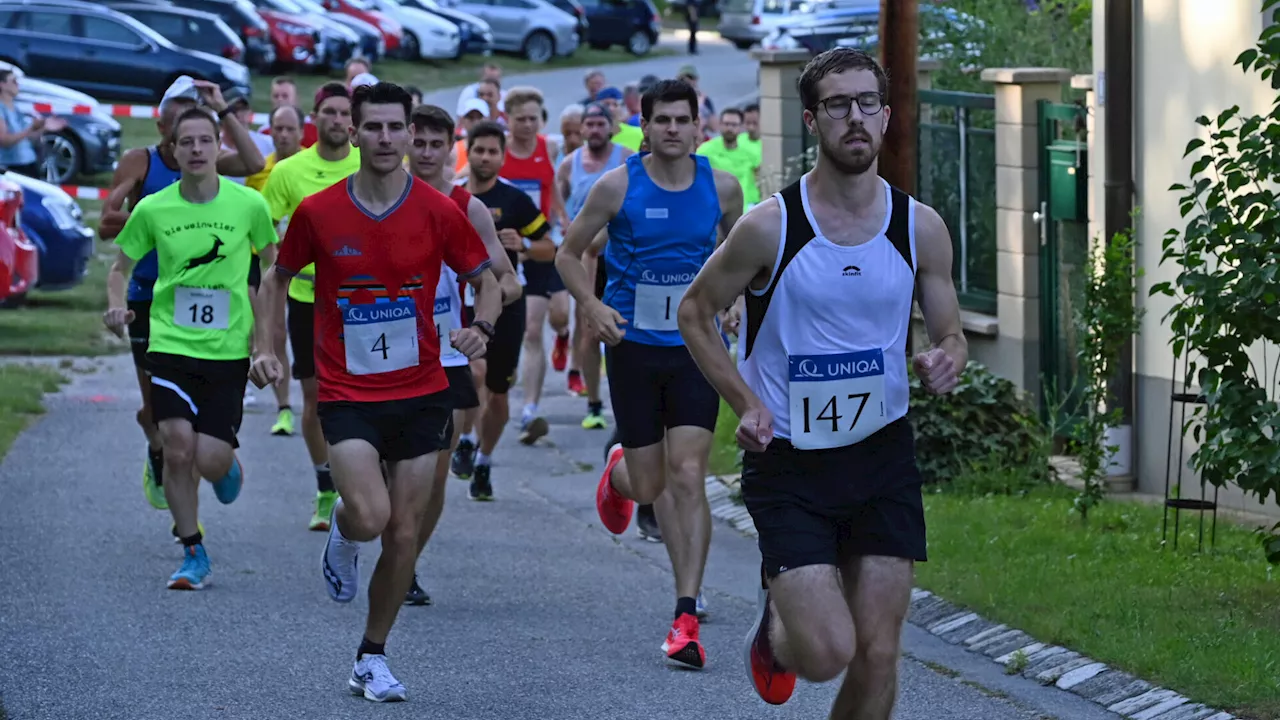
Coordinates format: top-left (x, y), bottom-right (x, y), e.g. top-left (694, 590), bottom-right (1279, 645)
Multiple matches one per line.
top-left (0, 364), bottom-right (67, 460)
top-left (918, 487), bottom-right (1280, 719)
top-left (709, 398), bottom-right (740, 477)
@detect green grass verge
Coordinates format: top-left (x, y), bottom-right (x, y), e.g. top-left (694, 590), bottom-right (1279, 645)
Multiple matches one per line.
top-left (708, 397), bottom-right (740, 477)
top-left (917, 486), bottom-right (1280, 720)
top-left (0, 364), bottom-right (67, 460)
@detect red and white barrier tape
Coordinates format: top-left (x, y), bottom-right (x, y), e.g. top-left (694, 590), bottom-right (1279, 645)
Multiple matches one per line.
top-left (30, 101), bottom-right (270, 126)
top-left (59, 185), bottom-right (110, 201)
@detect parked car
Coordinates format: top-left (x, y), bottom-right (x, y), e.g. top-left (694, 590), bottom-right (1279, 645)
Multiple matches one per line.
top-left (717, 0), bottom-right (858, 50)
top-left (446, 0), bottom-right (579, 63)
top-left (0, 0), bottom-right (253, 102)
top-left (0, 176), bottom-right (38, 306)
top-left (289, 0), bottom-right (384, 59)
top-left (7, 70), bottom-right (122, 185)
top-left (545, 0), bottom-right (588, 47)
top-left (4, 171), bottom-right (93, 291)
top-left (104, 0), bottom-right (277, 70)
top-left (108, 3), bottom-right (247, 64)
top-left (250, 0), bottom-right (362, 71)
top-left (762, 2), bottom-right (979, 57)
top-left (360, 0), bottom-right (461, 60)
top-left (396, 0), bottom-right (491, 57)
top-left (576, 0), bottom-right (659, 55)
top-left (317, 0), bottom-right (404, 58)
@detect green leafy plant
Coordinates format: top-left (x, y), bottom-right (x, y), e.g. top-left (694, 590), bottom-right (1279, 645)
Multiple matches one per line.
top-left (909, 363), bottom-right (1050, 486)
top-left (1067, 223), bottom-right (1144, 521)
top-left (1152, 6), bottom-right (1280, 561)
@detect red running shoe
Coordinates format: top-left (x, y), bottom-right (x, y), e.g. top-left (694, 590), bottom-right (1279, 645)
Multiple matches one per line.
top-left (596, 444), bottom-right (633, 534)
top-left (744, 586), bottom-right (796, 704)
top-left (567, 370), bottom-right (586, 396)
top-left (663, 613), bottom-right (707, 669)
top-left (551, 333), bottom-right (569, 372)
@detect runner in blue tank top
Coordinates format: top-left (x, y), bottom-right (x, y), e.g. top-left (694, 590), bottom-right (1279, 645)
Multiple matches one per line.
top-left (556, 79), bottom-right (743, 670)
top-left (100, 76), bottom-right (266, 523)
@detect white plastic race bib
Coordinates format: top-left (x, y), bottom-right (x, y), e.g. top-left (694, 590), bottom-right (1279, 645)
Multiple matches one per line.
top-left (174, 286), bottom-right (230, 330)
top-left (633, 280), bottom-right (688, 332)
top-left (463, 281), bottom-right (476, 308)
top-left (787, 349), bottom-right (887, 450)
top-left (509, 178), bottom-right (542, 210)
top-left (433, 294), bottom-right (461, 361)
top-left (341, 299), bottom-right (419, 376)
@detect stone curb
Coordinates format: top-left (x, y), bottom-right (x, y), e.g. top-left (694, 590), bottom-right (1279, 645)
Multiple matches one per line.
top-left (702, 474), bottom-right (1237, 720)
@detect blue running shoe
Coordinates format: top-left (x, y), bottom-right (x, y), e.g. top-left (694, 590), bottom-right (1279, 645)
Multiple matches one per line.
top-left (168, 544), bottom-right (211, 590)
top-left (212, 455), bottom-right (243, 505)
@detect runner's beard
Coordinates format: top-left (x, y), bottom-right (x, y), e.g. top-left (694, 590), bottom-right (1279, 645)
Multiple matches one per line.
top-left (817, 125), bottom-right (879, 176)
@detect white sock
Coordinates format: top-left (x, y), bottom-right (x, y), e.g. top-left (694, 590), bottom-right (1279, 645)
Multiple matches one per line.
top-left (522, 403), bottom-right (537, 420)
top-left (461, 432), bottom-right (477, 444)
top-left (476, 451), bottom-right (492, 467)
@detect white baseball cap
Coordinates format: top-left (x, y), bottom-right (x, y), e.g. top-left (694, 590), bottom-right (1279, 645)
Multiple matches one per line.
top-left (161, 75), bottom-right (200, 107)
top-left (350, 72), bottom-right (379, 90)
top-left (460, 98), bottom-right (489, 118)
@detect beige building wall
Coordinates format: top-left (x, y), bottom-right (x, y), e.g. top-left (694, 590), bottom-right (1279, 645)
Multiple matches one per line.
top-left (1095, 0), bottom-right (1279, 517)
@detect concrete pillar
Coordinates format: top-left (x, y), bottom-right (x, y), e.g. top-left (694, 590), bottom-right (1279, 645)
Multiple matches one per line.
top-left (980, 67), bottom-right (1072, 393)
top-left (751, 48), bottom-right (810, 195)
top-left (1073, 73), bottom-right (1102, 254)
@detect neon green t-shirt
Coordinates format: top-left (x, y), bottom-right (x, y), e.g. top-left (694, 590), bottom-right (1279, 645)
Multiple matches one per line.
top-left (261, 145), bottom-right (360, 303)
top-left (613, 123), bottom-right (644, 152)
top-left (697, 136), bottom-right (762, 207)
top-left (116, 178), bottom-right (275, 361)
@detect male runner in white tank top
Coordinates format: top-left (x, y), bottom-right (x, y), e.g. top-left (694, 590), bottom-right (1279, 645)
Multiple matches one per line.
top-left (678, 48), bottom-right (967, 716)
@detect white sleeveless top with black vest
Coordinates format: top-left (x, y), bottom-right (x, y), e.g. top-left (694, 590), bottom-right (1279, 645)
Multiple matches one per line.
top-left (739, 175), bottom-right (917, 449)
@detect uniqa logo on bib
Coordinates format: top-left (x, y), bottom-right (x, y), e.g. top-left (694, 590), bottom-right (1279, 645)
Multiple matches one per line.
top-left (640, 269), bottom-right (697, 285)
top-left (345, 303), bottom-right (415, 324)
top-left (433, 297), bottom-right (451, 314)
top-left (789, 349), bottom-right (885, 382)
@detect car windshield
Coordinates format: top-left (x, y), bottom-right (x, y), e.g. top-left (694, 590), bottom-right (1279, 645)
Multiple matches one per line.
top-left (268, 0), bottom-right (308, 13)
top-left (721, 0), bottom-right (754, 12)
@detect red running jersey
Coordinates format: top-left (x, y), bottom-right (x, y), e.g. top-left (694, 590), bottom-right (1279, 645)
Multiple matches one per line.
top-left (277, 175), bottom-right (491, 403)
top-left (501, 134), bottom-right (555, 219)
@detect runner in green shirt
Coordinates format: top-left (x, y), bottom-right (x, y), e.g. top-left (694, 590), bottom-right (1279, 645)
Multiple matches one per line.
top-left (106, 106), bottom-right (277, 592)
top-left (696, 108), bottom-right (762, 208)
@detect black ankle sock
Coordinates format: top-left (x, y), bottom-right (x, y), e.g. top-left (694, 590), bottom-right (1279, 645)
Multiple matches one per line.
top-left (180, 532), bottom-right (203, 548)
top-left (588, 400), bottom-right (603, 414)
top-left (569, 369), bottom-right (581, 377)
top-left (316, 469), bottom-right (335, 493)
top-left (675, 596), bottom-right (697, 620)
top-left (278, 404), bottom-right (291, 413)
top-left (357, 638), bottom-right (386, 659)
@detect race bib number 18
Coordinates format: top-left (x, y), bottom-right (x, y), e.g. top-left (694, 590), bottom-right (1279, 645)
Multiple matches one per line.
top-left (174, 286), bottom-right (230, 330)
top-left (633, 282), bottom-right (688, 332)
top-left (342, 299), bottom-right (419, 376)
top-left (787, 349), bottom-right (887, 450)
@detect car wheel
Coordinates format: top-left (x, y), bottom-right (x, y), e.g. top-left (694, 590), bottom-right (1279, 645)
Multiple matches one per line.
top-left (40, 132), bottom-right (81, 186)
top-left (522, 30), bottom-right (554, 64)
top-left (732, 39), bottom-right (754, 50)
top-left (402, 31), bottom-right (421, 60)
top-left (627, 30), bottom-right (651, 55)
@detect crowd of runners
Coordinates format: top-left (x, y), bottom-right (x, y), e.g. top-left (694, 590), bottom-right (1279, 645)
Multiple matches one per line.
top-left (96, 47), bottom-right (967, 718)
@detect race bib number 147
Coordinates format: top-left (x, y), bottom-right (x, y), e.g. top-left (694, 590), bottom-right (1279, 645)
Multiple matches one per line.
top-left (787, 349), bottom-right (887, 450)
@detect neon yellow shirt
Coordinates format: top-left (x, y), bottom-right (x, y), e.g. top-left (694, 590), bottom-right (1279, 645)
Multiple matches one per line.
top-left (116, 178), bottom-right (275, 361)
top-left (697, 136), bottom-right (761, 207)
top-left (245, 151), bottom-right (278, 193)
top-left (261, 145), bottom-right (360, 303)
top-left (613, 123), bottom-right (644, 152)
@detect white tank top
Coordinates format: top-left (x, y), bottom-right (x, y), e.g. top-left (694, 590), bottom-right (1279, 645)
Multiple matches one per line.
top-left (434, 263), bottom-right (468, 369)
top-left (739, 176), bottom-right (917, 449)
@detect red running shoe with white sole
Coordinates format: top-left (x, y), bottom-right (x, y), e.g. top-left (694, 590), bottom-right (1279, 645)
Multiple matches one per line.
top-left (596, 444), bottom-right (633, 534)
top-left (663, 613), bottom-right (706, 669)
top-left (567, 370), bottom-right (586, 396)
top-left (551, 333), bottom-right (569, 371)
top-left (744, 586), bottom-right (796, 704)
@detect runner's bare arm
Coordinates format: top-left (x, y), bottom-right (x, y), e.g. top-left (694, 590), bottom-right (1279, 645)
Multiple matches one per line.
top-left (546, 137), bottom-right (568, 226)
top-left (555, 166), bottom-right (626, 308)
top-left (256, 263), bottom-right (288, 360)
top-left (463, 267), bottom-right (501, 327)
top-left (712, 168), bottom-right (745, 246)
top-left (98, 148), bottom-right (149, 240)
top-left (914, 202), bottom-right (968, 371)
top-left (214, 95), bottom-right (266, 176)
top-left (678, 199), bottom-right (783, 416)
top-left (555, 155), bottom-right (573, 207)
top-left (523, 216), bottom-right (557, 262)
top-left (466, 196), bottom-right (522, 306)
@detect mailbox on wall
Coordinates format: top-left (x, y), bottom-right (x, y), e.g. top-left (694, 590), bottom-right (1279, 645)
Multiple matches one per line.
top-left (1047, 140), bottom-right (1088, 223)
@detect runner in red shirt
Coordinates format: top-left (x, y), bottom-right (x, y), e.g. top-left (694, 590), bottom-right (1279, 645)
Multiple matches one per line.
top-left (250, 82), bottom-right (501, 704)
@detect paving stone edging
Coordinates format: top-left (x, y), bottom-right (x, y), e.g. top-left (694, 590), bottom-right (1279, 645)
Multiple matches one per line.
top-left (702, 474), bottom-right (1237, 720)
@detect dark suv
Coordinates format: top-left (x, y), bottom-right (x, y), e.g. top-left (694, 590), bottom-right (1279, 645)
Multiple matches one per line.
top-left (577, 0), bottom-right (660, 55)
top-left (0, 0), bottom-right (253, 102)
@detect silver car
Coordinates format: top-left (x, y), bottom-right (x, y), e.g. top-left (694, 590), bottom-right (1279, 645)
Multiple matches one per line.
top-left (718, 0), bottom-right (861, 50)
top-left (444, 0), bottom-right (578, 63)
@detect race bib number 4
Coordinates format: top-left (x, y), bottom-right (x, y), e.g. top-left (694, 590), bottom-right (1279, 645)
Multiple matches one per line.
top-left (633, 282), bottom-right (688, 332)
top-left (174, 287), bottom-right (230, 330)
top-left (342, 299), bottom-right (419, 376)
top-left (788, 349), bottom-right (887, 450)
top-left (434, 295), bottom-right (460, 360)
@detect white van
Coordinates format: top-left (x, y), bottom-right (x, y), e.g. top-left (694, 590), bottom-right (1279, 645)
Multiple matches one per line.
top-left (717, 0), bottom-right (873, 50)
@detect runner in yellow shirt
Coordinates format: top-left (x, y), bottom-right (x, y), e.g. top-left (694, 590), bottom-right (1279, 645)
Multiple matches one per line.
top-left (261, 83), bottom-right (361, 531)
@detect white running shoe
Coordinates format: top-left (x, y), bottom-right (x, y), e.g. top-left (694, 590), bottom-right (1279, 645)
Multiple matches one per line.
top-left (349, 654), bottom-right (407, 702)
top-left (321, 499), bottom-right (360, 603)
top-left (242, 385), bottom-right (256, 408)
top-left (696, 591), bottom-right (709, 620)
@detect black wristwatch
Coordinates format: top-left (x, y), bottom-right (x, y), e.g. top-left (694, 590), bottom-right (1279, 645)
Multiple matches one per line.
top-left (471, 320), bottom-right (495, 339)
top-left (216, 106), bottom-right (234, 120)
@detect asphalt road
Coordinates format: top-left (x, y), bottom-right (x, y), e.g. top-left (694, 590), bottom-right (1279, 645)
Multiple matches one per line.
top-left (0, 350), bottom-right (1122, 720)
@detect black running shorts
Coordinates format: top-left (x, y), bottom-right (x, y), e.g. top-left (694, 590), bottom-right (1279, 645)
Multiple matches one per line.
top-left (127, 300), bottom-right (151, 370)
top-left (523, 259), bottom-right (565, 298)
top-left (317, 391), bottom-right (453, 462)
top-left (287, 297), bottom-right (315, 380)
top-left (593, 254), bottom-right (607, 301)
top-left (147, 353), bottom-right (250, 447)
top-left (604, 339), bottom-right (719, 449)
top-left (444, 364), bottom-right (479, 411)
top-left (464, 295), bottom-right (525, 395)
top-left (740, 417), bottom-right (928, 579)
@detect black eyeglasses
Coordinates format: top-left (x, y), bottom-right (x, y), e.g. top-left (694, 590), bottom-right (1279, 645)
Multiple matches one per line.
top-left (812, 92), bottom-right (885, 120)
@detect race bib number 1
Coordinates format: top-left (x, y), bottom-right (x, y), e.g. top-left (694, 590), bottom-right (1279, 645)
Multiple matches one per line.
top-left (174, 286), bottom-right (230, 330)
top-left (633, 282), bottom-right (688, 332)
top-left (434, 295), bottom-right (461, 360)
top-left (788, 349), bottom-right (887, 450)
top-left (342, 299), bottom-right (419, 376)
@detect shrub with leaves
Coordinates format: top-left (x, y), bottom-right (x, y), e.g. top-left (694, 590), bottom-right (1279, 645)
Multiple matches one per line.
top-left (909, 363), bottom-right (1051, 486)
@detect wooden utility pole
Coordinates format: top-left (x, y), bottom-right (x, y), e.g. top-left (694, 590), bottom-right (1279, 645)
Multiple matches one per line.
top-left (879, 0), bottom-right (919, 194)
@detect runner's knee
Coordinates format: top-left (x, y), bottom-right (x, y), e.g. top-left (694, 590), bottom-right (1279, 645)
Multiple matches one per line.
top-left (343, 492), bottom-right (391, 538)
top-left (136, 406), bottom-right (153, 430)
